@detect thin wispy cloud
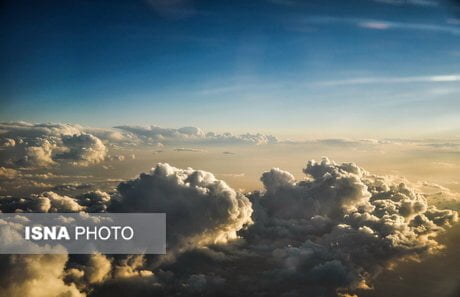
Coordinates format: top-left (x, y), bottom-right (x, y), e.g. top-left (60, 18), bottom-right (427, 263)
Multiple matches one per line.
top-left (373, 0), bottom-right (439, 7)
top-left (361, 20), bottom-right (460, 35)
top-left (314, 74), bottom-right (460, 87)
top-left (271, 0), bottom-right (439, 7)
top-left (359, 21), bottom-right (392, 30)
top-left (173, 148), bottom-right (205, 152)
top-left (303, 16), bottom-right (460, 35)
top-left (447, 18), bottom-right (460, 25)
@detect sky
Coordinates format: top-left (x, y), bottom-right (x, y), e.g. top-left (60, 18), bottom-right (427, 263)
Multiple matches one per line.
top-left (0, 121), bottom-right (459, 297)
top-left (1, 0), bottom-right (460, 138)
top-left (0, 2), bottom-right (460, 296)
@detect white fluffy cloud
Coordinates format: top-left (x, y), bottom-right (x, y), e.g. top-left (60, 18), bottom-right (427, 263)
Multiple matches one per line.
top-left (243, 158), bottom-right (458, 293)
top-left (56, 134), bottom-right (107, 166)
top-left (91, 159), bottom-right (457, 297)
top-left (111, 163), bottom-right (253, 252)
top-left (0, 122), bottom-right (107, 168)
top-left (0, 159), bottom-right (457, 297)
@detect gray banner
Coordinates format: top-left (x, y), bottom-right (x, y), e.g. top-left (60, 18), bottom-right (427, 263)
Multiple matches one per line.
top-left (0, 213), bottom-right (166, 254)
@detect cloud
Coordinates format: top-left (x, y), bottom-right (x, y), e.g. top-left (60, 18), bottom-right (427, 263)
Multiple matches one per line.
top-left (302, 16), bottom-right (460, 35)
top-left (0, 191), bottom-right (85, 213)
top-left (0, 122), bottom-right (83, 138)
top-left (107, 154), bottom-right (126, 161)
top-left (314, 74), bottom-right (460, 87)
top-left (66, 253), bottom-right (112, 287)
top-left (366, 20), bottom-right (460, 34)
top-left (52, 183), bottom-right (95, 192)
top-left (374, 0), bottom-right (438, 7)
top-left (358, 21), bottom-right (392, 30)
top-left (0, 254), bottom-right (84, 297)
top-left (447, 17), bottom-right (460, 25)
top-left (237, 158), bottom-right (457, 295)
top-left (114, 125), bottom-right (205, 142)
top-left (420, 142), bottom-right (460, 152)
top-left (55, 134), bottom-right (107, 166)
top-left (24, 138), bottom-right (57, 167)
top-left (110, 163), bottom-right (253, 254)
top-left (415, 181), bottom-right (460, 210)
top-left (173, 148), bottom-right (205, 152)
top-left (0, 159), bottom-right (457, 297)
top-left (100, 158), bottom-right (454, 296)
top-left (0, 167), bottom-right (18, 180)
top-left (431, 161), bottom-right (456, 168)
top-left (77, 190), bottom-right (112, 212)
top-left (270, 0), bottom-right (439, 8)
top-left (83, 128), bottom-right (137, 144)
top-left (0, 138), bottom-right (15, 148)
top-left (115, 125), bottom-right (278, 146)
top-left (0, 122), bottom-right (107, 168)
top-left (218, 173), bottom-right (246, 177)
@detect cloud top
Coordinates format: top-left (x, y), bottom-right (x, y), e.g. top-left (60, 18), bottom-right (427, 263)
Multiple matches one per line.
top-left (0, 122), bottom-right (107, 168)
top-left (0, 158), bottom-right (457, 297)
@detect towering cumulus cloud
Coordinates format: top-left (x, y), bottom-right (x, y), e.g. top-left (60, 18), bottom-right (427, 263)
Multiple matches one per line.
top-left (0, 159), bottom-right (457, 297)
top-left (243, 158), bottom-right (458, 295)
top-left (111, 163), bottom-right (254, 252)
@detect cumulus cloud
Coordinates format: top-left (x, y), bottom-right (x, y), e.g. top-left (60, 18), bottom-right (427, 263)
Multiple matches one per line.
top-left (107, 154), bottom-right (126, 161)
top-left (0, 254), bottom-right (84, 297)
top-left (0, 190), bottom-right (112, 213)
top-left (111, 255), bottom-right (153, 279)
top-left (239, 158), bottom-right (457, 295)
top-left (55, 134), bottom-right (107, 166)
top-left (0, 159), bottom-right (457, 297)
top-left (0, 191), bottom-right (85, 213)
top-left (94, 158), bottom-right (456, 296)
top-left (0, 167), bottom-right (18, 180)
top-left (0, 122), bottom-right (107, 168)
top-left (24, 138), bottom-right (57, 167)
top-left (66, 253), bottom-right (112, 287)
top-left (0, 138), bottom-right (15, 147)
top-left (76, 190), bottom-right (112, 212)
top-left (110, 163), bottom-right (253, 253)
top-left (115, 125), bottom-right (278, 146)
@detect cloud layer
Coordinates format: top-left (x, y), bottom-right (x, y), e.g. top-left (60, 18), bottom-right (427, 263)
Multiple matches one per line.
top-left (115, 125), bottom-right (278, 146)
top-left (0, 158), bottom-right (457, 297)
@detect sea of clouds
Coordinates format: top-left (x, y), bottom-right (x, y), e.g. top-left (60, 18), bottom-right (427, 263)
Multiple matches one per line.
top-left (0, 122), bottom-right (458, 297)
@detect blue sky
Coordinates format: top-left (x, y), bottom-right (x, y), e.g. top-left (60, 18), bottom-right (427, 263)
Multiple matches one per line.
top-left (1, 0), bottom-right (459, 138)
